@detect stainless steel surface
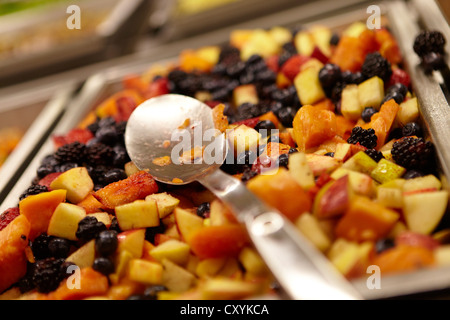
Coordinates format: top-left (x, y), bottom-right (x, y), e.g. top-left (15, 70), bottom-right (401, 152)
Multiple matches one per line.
top-left (0, 81), bottom-right (78, 206)
top-left (125, 94), bottom-right (362, 300)
top-left (0, 0), bottom-right (152, 87)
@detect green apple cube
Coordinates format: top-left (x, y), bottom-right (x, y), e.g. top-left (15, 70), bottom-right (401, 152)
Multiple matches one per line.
top-left (162, 258), bottom-right (196, 293)
top-left (403, 174), bottom-right (442, 193)
top-left (49, 167), bottom-right (94, 204)
top-left (146, 192), bottom-right (180, 218)
top-left (150, 239), bottom-right (191, 266)
top-left (370, 159), bottom-right (406, 184)
top-left (341, 84), bottom-right (362, 121)
top-left (288, 151), bottom-right (315, 190)
top-left (377, 187), bottom-right (403, 208)
top-left (47, 202), bottom-right (86, 240)
top-left (358, 76), bottom-right (384, 110)
top-left (397, 97), bottom-right (419, 126)
top-left (294, 63), bottom-right (326, 105)
top-left (115, 199), bottom-right (160, 231)
top-left (403, 191), bottom-right (449, 234)
top-left (227, 124), bottom-right (261, 156)
top-left (341, 151), bottom-right (378, 175)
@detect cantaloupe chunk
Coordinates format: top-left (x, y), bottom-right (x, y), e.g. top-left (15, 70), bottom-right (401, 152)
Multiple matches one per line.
top-left (0, 214), bottom-right (31, 293)
top-left (292, 105), bottom-right (337, 151)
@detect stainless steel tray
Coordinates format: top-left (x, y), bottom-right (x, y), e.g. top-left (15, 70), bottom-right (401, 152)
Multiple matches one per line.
top-left (0, 80), bottom-right (79, 206)
top-left (0, 0), bottom-right (153, 87)
top-left (3, 0), bottom-right (450, 300)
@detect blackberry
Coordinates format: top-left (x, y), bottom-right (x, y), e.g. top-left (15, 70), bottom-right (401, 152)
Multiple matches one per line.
top-left (31, 258), bottom-right (66, 293)
top-left (361, 107), bottom-right (378, 123)
top-left (31, 234), bottom-right (53, 260)
top-left (365, 149), bottom-right (384, 162)
top-left (86, 143), bottom-right (114, 166)
top-left (89, 165), bottom-right (112, 186)
top-left (422, 52), bottom-right (446, 73)
top-left (375, 238), bottom-right (395, 254)
top-left (413, 30), bottom-right (446, 57)
top-left (19, 184), bottom-right (48, 201)
top-left (347, 127), bottom-right (378, 149)
top-left (361, 52), bottom-right (392, 83)
top-left (76, 216), bottom-right (107, 241)
top-left (319, 64), bottom-right (342, 89)
top-left (391, 137), bottom-right (435, 170)
top-left (218, 45), bottom-right (241, 66)
top-left (53, 142), bottom-right (87, 165)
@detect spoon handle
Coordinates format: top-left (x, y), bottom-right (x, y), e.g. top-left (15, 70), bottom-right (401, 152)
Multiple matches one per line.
top-left (199, 169), bottom-right (362, 300)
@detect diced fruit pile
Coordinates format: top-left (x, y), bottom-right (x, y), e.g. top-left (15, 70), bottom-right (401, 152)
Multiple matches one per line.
top-left (0, 21), bottom-right (449, 301)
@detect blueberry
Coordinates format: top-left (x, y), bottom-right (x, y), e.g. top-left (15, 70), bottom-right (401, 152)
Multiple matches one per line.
top-left (402, 122), bottom-right (423, 137)
top-left (324, 152), bottom-right (335, 157)
top-left (255, 69), bottom-right (277, 84)
top-left (375, 238), bottom-right (395, 254)
top-left (422, 52), bottom-right (446, 73)
top-left (387, 83), bottom-right (408, 97)
top-left (143, 285), bottom-right (168, 300)
top-left (254, 120), bottom-right (277, 138)
top-left (93, 257), bottom-right (115, 275)
top-left (277, 153), bottom-right (289, 168)
top-left (288, 148), bottom-right (298, 154)
top-left (103, 169), bottom-right (127, 185)
top-left (226, 61), bottom-right (246, 78)
top-left (95, 230), bottom-right (118, 257)
top-left (196, 202), bottom-right (211, 218)
top-left (403, 170), bottom-right (425, 180)
top-left (48, 238), bottom-right (71, 259)
top-left (319, 64), bottom-right (342, 88)
top-left (330, 33), bottom-right (340, 46)
top-left (382, 91), bottom-right (404, 104)
top-left (98, 117), bottom-right (116, 128)
top-left (95, 126), bottom-right (117, 145)
top-left (361, 107), bottom-right (378, 123)
top-left (351, 72), bottom-right (365, 84)
top-left (276, 107), bottom-right (296, 128)
top-left (59, 162), bottom-right (78, 172)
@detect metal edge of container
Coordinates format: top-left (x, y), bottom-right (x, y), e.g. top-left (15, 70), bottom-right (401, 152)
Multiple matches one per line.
top-left (350, 0), bottom-right (450, 300)
top-left (0, 77), bottom-right (101, 213)
top-left (0, 0), bottom-right (151, 85)
top-left (2, 0), bottom-right (450, 299)
top-left (0, 80), bottom-right (79, 207)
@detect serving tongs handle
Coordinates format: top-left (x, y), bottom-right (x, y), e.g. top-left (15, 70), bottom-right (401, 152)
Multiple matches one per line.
top-left (199, 169), bottom-right (362, 300)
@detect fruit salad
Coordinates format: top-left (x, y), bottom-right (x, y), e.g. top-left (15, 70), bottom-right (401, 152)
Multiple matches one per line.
top-left (0, 20), bottom-right (449, 300)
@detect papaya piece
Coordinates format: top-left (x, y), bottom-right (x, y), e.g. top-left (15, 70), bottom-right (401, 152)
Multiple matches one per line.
top-left (330, 36), bottom-right (366, 72)
top-left (336, 116), bottom-right (356, 140)
top-left (188, 225), bottom-right (250, 260)
top-left (246, 168), bottom-right (312, 222)
top-left (51, 267), bottom-right (109, 300)
top-left (292, 105), bottom-right (337, 151)
top-left (93, 171), bottom-right (159, 210)
top-left (312, 99), bottom-right (335, 112)
top-left (362, 99), bottom-right (399, 149)
top-left (335, 196), bottom-right (399, 242)
top-left (77, 194), bottom-right (107, 214)
top-left (19, 189), bottom-right (67, 240)
top-left (371, 244), bottom-right (434, 275)
top-left (95, 90), bottom-right (143, 119)
top-left (259, 111), bottom-right (280, 128)
top-left (0, 214), bottom-right (31, 293)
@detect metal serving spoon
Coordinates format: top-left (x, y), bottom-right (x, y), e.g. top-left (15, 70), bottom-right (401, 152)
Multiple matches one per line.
top-left (125, 93), bottom-right (362, 300)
